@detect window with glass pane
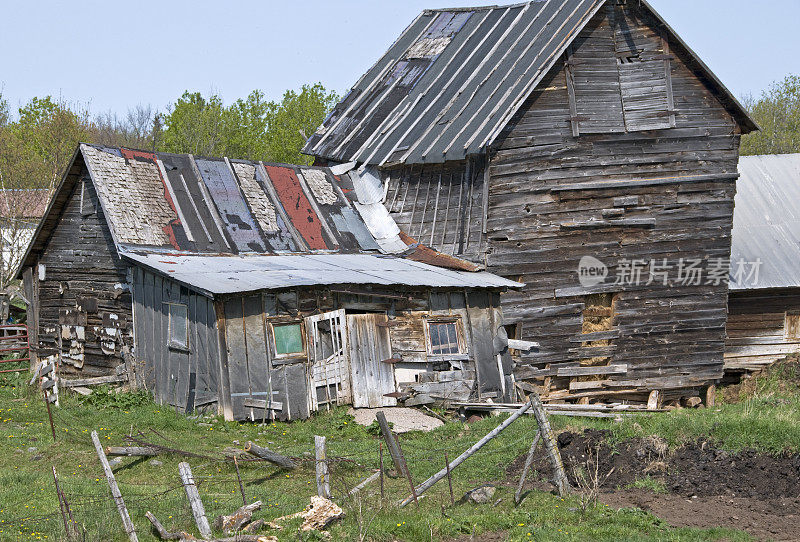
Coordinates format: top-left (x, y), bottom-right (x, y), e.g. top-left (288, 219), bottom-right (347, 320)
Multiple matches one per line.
top-left (168, 303), bottom-right (188, 349)
top-left (273, 323), bottom-right (304, 356)
top-left (428, 321), bottom-right (461, 355)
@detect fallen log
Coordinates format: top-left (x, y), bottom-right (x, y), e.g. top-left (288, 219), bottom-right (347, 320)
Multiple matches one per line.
top-left (146, 512), bottom-right (275, 542)
top-left (244, 441), bottom-right (296, 469)
top-left (106, 446), bottom-right (159, 457)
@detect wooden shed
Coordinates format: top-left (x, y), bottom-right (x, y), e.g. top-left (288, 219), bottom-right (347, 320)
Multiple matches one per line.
top-left (305, 0), bottom-right (758, 406)
top-left (17, 143), bottom-right (518, 420)
top-left (725, 154), bottom-right (800, 376)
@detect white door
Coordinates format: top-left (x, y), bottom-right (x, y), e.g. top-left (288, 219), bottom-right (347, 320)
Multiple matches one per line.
top-left (305, 309), bottom-right (352, 411)
top-left (346, 313), bottom-right (397, 408)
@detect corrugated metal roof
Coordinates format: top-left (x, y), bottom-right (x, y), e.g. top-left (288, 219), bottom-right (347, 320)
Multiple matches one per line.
top-left (731, 154), bottom-right (800, 290)
top-left (122, 251), bottom-right (520, 296)
top-left (80, 143), bottom-right (387, 255)
top-left (304, 0), bottom-right (756, 166)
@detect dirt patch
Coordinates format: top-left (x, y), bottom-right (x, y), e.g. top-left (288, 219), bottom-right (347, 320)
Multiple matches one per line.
top-left (507, 429), bottom-right (800, 540)
top-left (603, 489), bottom-right (800, 542)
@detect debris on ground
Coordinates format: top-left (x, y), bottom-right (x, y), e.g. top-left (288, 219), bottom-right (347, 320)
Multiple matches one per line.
top-left (462, 485), bottom-right (496, 504)
top-left (267, 496), bottom-right (344, 532)
top-left (349, 407), bottom-right (443, 433)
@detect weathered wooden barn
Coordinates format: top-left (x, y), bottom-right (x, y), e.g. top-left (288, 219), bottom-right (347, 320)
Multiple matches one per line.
top-left (17, 143), bottom-right (519, 420)
top-left (725, 153), bottom-right (800, 376)
top-left (305, 0), bottom-right (758, 405)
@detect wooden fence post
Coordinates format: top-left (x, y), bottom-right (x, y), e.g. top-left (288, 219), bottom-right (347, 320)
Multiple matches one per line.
top-left (400, 400), bottom-right (533, 507)
top-left (178, 462), bottom-right (212, 539)
top-left (514, 430), bottom-right (541, 504)
top-left (376, 411), bottom-right (418, 507)
top-left (528, 392), bottom-right (569, 497)
top-left (91, 431), bottom-right (138, 542)
top-left (314, 435), bottom-right (331, 498)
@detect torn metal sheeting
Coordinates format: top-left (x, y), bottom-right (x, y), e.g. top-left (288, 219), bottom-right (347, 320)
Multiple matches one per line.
top-left (121, 252), bottom-right (521, 296)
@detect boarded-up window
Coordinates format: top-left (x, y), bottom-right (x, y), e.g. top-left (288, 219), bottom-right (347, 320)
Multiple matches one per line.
top-left (426, 319), bottom-right (463, 356)
top-left (272, 323), bottom-right (304, 356)
top-left (167, 303), bottom-right (188, 350)
top-left (786, 312), bottom-right (800, 340)
top-left (566, 3), bottom-right (674, 135)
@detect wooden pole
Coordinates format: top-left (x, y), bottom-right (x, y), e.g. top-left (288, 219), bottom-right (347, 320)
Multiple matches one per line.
top-left (514, 430), bottom-right (541, 504)
top-left (400, 400), bottom-right (532, 507)
top-left (91, 430), bottom-right (138, 542)
top-left (379, 442), bottom-right (384, 500)
top-left (314, 435), bottom-right (331, 499)
top-left (376, 411), bottom-right (418, 507)
top-left (528, 392), bottom-right (569, 497)
top-left (348, 471), bottom-right (381, 496)
top-left (52, 466), bottom-right (72, 540)
top-left (43, 389), bottom-right (56, 442)
top-left (233, 456), bottom-right (247, 506)
top-left (444, 452), bottom-right (454, 506)
top-left (178, 462), bottom-right (212, 539)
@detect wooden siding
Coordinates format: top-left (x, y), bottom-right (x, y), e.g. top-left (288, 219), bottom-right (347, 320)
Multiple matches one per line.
top-left (380, 3), bottom-right (741, 402)
top-left (725, 290), bottom-right (800, 373)
top-left (131, 268), bottom-right (220, 412)
top-left (33, 172), bottom-right (133, 378)
top-left (210, 287), bottom-right (507, 420)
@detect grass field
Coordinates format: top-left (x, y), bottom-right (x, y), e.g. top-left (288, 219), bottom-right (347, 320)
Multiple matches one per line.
top-left (1, 364), bottom-right (797, 542)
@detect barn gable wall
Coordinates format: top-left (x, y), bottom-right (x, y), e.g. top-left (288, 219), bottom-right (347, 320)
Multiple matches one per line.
top-left (382, 2), bottom-right (741, 401)
top-left (34, 168), bottom-right (133, 378)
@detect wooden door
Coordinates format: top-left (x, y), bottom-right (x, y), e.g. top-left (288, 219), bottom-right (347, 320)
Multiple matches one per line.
top-left (305, 309), bottom-right (352, 411)
top-left (346, 313), bottom-right (397, 408)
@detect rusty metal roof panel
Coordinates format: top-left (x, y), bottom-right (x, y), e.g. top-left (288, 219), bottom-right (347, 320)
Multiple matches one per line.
top-left (121, 251), bottom-right (521, 296)
top-left (731, 154), bottom-right (800, 290)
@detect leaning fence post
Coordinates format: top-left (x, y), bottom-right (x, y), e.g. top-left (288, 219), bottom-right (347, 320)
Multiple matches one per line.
top-left (400, 399), bottom-right (533, 507)
top-left (515, 429), bottom-right (542, 504)
top-left (52, 465), bottom-right (73, 540)
top-left (178, 462), bottom-right (212, 539)
top-left (233, 456), bottom-right (247, 506)
top-left (376, 411), bottom-right (418, 507)
top-left (314, 435), bottom-right (331, 499)
top-left (91, 430), bottom-right (138, 542)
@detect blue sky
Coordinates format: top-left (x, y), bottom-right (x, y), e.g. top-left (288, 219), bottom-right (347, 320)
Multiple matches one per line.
top-left (1, 0), bottom-right (798, 116)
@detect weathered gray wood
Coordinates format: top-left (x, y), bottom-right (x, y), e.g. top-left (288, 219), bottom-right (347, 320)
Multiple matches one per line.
top-left (213, 500), bottom-right (262, 534)
top-left (60, 374), bottom-right (127, 388)
top-left (178, 462), bottom-right (212, 539)
top-left (347, 314), bottom-right (396, 408)
top-left (376, 411), bottom-right (418, 506)
top-left (400, 400), bottom-right (533, 507)
top-left (244, 441), bottom-right (296, 469)
top-left (348, 471), bottom-right (381, 496)
top-left (106, 446), bottom-right (159, 457)
top-left (528, 393), bottom-right (569, 496)
top-left (514, 430), bottom-right (541, 504)
top-left (314, 435), bottom-right (331, 499)
top-left (91, 431), bottom-right (138, 542)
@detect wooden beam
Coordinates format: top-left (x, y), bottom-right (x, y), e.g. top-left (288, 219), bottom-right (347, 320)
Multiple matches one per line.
top-left (178, 462), bottom-right (212, 539)
top-left (91, 431), bottom-right (138, 542)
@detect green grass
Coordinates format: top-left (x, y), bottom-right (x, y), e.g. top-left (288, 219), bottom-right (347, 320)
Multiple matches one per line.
top-left (625, 476), bottom-right (667, 494)
top-left (0, 369), bottom-right (768, 541)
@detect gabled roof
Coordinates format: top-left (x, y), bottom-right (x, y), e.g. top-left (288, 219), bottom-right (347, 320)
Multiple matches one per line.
top-left (730, 154), bottom-right (800, 291)
top-left (304, 0), bottom-right (756, 166)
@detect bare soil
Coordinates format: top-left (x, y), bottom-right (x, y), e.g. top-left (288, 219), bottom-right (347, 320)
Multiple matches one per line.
top-left (506, 429), bottom-right (800, 541)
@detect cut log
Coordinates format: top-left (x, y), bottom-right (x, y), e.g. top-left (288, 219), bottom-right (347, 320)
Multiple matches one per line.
top-left (244, 441), bottom-right (296, 469)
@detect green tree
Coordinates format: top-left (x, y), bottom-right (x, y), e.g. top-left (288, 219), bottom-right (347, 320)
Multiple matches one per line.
top-left (741, 75), bottom-right (800, 155)
top-left (160, 91), bottom-right (231, 157)
top-left (263, 83), bottom-right (340, 165)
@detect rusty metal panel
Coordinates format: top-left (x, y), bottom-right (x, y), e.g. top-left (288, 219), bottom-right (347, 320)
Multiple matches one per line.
top-left (263, 165), bottom-right (331, 250)
top-left (194, 158), bottom-right (266, 253)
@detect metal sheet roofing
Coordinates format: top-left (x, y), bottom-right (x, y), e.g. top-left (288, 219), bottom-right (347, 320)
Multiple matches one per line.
top-left (731, 154), bottom-right (800, 290)
top-left (122, 251), bottom-right (520, 296)
top-left (304, 0), bottom-right (756, 166)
